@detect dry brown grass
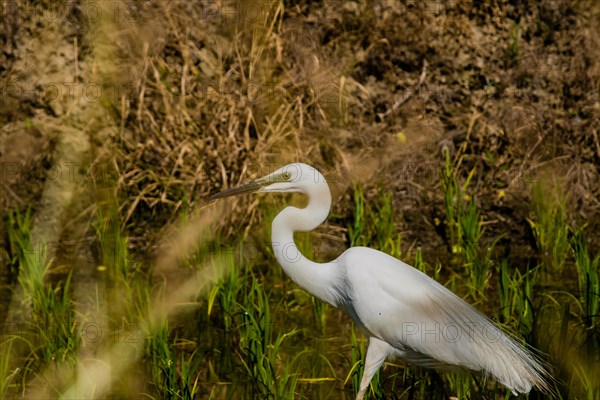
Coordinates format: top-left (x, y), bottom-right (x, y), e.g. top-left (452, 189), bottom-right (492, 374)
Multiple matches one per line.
top-left (0, 0), bottom-right (598, 300)
top-left (1, 1), bottom-right (600, 397)
top-left (98, 1), bottom-right (381, 248)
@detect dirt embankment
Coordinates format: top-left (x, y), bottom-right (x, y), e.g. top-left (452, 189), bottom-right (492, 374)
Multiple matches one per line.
top-left (1, 0), bottom-right (599, 268)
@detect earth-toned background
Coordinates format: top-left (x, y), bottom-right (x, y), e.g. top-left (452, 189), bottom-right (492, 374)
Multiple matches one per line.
top-left (0, 1), bottom-right (599, 399)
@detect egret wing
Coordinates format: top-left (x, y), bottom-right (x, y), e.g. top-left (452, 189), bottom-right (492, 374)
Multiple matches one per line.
top-left (341, 247), bottom-right (549, 394)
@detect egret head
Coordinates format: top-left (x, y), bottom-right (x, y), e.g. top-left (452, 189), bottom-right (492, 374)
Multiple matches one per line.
top-left (208, 163), bottom-right (325, 200)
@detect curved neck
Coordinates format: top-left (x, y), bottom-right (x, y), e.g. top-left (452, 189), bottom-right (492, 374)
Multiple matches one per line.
top-left (271, 182), bottom-right (342, 306)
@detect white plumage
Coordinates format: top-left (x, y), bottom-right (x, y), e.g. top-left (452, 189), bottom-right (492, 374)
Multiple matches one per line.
top-left (209, 163), bottom-right (552, 399)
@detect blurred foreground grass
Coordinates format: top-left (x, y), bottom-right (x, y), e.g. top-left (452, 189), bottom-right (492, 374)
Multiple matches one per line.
top-left (1, 1), bottom-right (599, 399)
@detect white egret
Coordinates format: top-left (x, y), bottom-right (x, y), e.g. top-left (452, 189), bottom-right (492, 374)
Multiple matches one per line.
top-left (209, 163), bottom-right (551, 399)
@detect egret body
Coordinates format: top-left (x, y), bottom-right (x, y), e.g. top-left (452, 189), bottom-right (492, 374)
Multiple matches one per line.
top-left (209, 163), bottom-right (551, 399)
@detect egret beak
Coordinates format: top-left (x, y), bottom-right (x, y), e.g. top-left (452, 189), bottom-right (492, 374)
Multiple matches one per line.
top-left (208, 170), bottom-right (293, 201)
top-left (207, 180), bottom-right (264, 201)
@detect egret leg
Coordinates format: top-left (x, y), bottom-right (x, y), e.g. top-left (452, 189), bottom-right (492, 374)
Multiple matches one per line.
top-left (356, 337), bottom-right (393, 400)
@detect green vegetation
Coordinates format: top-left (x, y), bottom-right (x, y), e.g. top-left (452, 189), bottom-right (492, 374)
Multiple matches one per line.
top-left (441, 152), bottom-right (494, 299)
top-left (7, 209), bottom-right (79, 393)
top-left (528, 181), bottom-right (570, 272)
top-left (0, 340), bottom-right (16, 398)
top-left (238, 278), bottom-right (299, 398)
top-left (1, 1), bottom-right (599, 399)
top-left (571, 227), bottom-right (600, 363)
top-left (349, 184), bottom-right (401, 258)
top-left (2, 176), bottom-right (600, 398)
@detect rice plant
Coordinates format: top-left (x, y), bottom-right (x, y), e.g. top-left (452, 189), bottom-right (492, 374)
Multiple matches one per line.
top-left (208, 249), bottom-right (243, 333)
top-left (237, 278), bottom-right (298, 399)
top-left (372, 190), bottom-right (401, 258)
top-left (147, 321), bottom-right (178, 399)
top-left (528, 181), bottom-right (570, 271)
top-left (497, 258), bottom-right (539, 346)
top-left (349, 184), bottom-right (369, 248)
top-left (7, 209), bottom-right (79, 373)
top-left (347, 327), bottom-right (383, 400)
top-left (144, 321), bottom-right (201, 399)
top-left (349, 184), bottom-right (401, 257)
top-left (178, 349), bottom-right (201, 400)
top-left (444, 371), bottom-right (475, 399)
top-left (570, 226), bottom-right (600, 375)
top-left (0, 340), bottom-right (17, 398)
top-left (571, 227), bottom-right (599, 335)
top-left (440, 153), bottom-right (492, 298)
top-left (95, 202), bottom-right (131, 280)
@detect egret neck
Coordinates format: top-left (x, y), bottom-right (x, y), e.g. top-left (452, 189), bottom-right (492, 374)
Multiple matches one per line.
top-left (270, 176), bottom-right (343, 307)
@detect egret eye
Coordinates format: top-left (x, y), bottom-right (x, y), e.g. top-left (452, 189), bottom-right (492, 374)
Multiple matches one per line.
top-left (282, 172), bottom-right (291, 181)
